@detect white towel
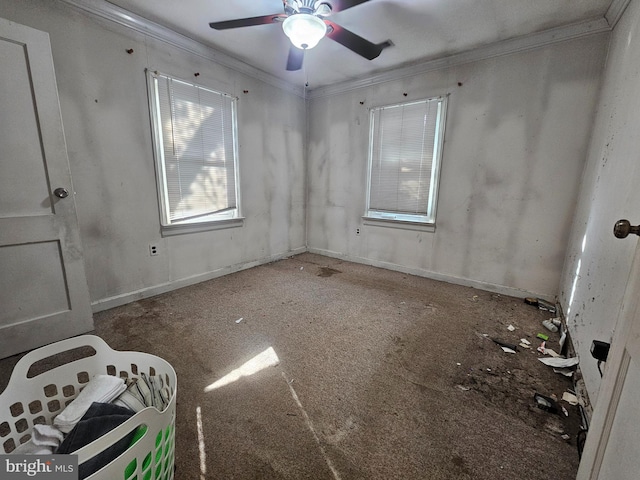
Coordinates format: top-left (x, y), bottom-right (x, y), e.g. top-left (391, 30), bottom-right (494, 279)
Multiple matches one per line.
top-left (113, 373), bottom-right (170, 413)
top-left (32, 424), bottom-right (65, 448)
top-left (54, 375), bottom-right (126, 433)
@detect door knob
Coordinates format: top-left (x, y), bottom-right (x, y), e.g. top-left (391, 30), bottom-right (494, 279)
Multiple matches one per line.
top-left (613, 219), bottom-right (640, 238)
top-left (53, 187), bottom-right (69, 199)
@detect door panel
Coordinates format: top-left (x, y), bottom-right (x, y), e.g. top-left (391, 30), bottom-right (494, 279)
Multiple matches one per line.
top-left (0, 17), bottom-right (93, 358)
top-left (0, 37), bottom-right (52, 217)
top-left (0, 241), bottom-right (70, 325)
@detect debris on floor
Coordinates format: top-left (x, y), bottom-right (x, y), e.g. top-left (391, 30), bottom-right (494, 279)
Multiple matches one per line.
top-left (452, 293), bottom-right (583, 467)
top-left (235, 317), bottom-right (244, 324)
top-left (492, 338), bottom-right (519, 351)
top-left (562, 392), bottom-right (579, 406)
top-left (519, 338), bottom-right (532, 349)
top-left (524, 297), bottom-right (557, 313)
top-left (539, 357), bottom-right (579, 368)
top-left (559, 329), bottom-right (568, 351)
top-left (534, 392), bottom-right (560, 414)
top-left (537, 299), bottom-right (557, 313)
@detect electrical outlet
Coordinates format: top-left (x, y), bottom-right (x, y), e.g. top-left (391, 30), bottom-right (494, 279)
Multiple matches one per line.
top-left (149, 244), bottom-right (159, 256)
top-left (356, 228), bottom-right (361, 236)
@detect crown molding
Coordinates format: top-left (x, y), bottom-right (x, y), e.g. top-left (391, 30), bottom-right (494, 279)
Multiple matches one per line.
top-left (55, 0), bottom-right (615, 101)
top-left (605, 0), bottom-right (632, 28)
top-left (56, 0), bottom-right (306, 98)
top-left (307, 17), bottom-right (611, 100)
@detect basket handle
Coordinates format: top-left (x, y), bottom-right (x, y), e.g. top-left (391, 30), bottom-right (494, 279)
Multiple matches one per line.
top-left (9, 335), bottom-right (115, 383)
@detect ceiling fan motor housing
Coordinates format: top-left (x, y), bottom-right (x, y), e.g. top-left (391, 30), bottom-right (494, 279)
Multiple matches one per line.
top-left (285, 0), bottom-right (333, 16)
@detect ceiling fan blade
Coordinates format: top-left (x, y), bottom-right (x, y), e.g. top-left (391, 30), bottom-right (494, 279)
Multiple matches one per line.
top-left (209, 14), bottom-right (286, 30)
top-left (286, 46), bottom-right (305, 71)
top-left (325, 21), bottom-right (391, 60)
top-left (329, 0), bottom-right (371, 12)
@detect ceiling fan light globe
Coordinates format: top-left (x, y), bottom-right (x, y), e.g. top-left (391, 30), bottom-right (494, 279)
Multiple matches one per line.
top-left (282, 14), bottom-right (327, 50)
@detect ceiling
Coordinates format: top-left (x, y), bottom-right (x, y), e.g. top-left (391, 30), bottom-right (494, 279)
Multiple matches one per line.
top-left (105, 0), bottom-right (615, 90)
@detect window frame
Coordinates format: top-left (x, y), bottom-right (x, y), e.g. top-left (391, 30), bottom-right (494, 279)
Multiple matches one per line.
top-left (146, 69), bottom-right (243, 236)
top-left (364, 95), bottom-right (448, 232)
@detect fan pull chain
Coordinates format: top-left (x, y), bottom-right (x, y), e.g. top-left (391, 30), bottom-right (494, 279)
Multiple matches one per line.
top-left (304, 56), bottom-right (309, 90)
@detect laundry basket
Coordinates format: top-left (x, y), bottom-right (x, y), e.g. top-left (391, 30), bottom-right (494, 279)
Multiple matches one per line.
top-left (0, 335), bottom-right (177, 480)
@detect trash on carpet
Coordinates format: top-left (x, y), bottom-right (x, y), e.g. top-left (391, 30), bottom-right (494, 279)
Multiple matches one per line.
top-left (537, 341), bottom-right (547, 354)
top-left (539, 357), bottom-right (579, 368)
top-left (519, 338), bottom-right (532, 349)
top-left (562, 392), bottom-right (579, 405)
top-left (559, 329), bottom-right (567, 350)
top-left (534, 392), bottom-right (559, 414)
top-left (492, 338), bottom-right (519, 351)
top-left (524, 297), bottom-right (557, 313)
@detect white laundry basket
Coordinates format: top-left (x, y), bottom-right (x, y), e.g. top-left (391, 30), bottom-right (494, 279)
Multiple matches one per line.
top-left (0, 335), bottom-right (176, 480)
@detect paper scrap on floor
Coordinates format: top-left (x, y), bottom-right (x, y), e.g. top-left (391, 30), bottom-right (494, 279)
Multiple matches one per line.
top-left (562, 391), bottom-right (579, 405)
top-left (539, 357), bottom-right (579, 368)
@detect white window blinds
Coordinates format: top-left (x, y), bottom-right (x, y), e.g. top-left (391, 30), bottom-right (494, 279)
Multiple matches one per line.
top-left (150, 73), bottom-right (239, 226)
top-left (367, 97), bottom-right (446, 224)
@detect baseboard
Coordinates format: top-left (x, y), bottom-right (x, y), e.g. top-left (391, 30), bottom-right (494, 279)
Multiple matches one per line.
top-left (307, 247), bottom-right (554, 301)
top-left (555, 302), bottom-right (593, 424)
top-left (91, 246), bottom-right (307, 312)
top-left (93, 245), bottom-right (554, 312)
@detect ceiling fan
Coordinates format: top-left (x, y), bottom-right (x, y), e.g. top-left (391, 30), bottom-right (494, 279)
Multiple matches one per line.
top-left (209, 0), bottom-right (391, 71)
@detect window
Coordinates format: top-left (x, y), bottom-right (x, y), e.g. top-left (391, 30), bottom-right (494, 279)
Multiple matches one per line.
top-left (147, 70), bottom-right (241, 234)
top-left (365, 96), bottom-right (447, 229)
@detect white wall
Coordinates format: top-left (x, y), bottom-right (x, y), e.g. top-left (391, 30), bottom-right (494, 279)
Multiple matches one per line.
top-left (559, 0), bottom-right (640, 405)
top-left (2, 0), bottom-right (306, 309)
top-left (307, 35), bottom-right (608, 299)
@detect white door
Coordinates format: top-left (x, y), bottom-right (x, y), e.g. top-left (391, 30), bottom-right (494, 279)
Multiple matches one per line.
top-left (0, 17), bottom-right (93, 358)
top-left (577, 223), bottom-right (640, 479)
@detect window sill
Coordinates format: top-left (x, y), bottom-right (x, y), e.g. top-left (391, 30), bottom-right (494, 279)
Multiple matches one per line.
top-left (362, 216), bottom-right (436, 233)
top-left (161, 217), bottom-right (244, 237)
